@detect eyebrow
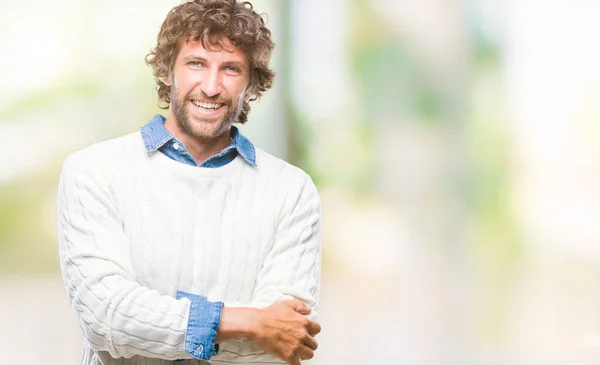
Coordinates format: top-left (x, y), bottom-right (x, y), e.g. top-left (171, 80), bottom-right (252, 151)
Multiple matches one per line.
top-left (181, 55), bottom-right (208, 63)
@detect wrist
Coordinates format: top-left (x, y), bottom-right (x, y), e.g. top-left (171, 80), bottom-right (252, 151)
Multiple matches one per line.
top-left (216, 307), bottom-right (260, 343)
top-left (246, 307), bottom-right (262, 341)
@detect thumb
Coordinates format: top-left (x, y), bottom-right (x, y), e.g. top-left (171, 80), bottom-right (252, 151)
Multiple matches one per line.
top-left (282, 299), bottom-right (311, 315)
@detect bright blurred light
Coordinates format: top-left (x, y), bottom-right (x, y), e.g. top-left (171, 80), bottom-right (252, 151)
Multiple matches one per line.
top-left (582, 332), bottom-right (600, 348)
top-left (506, 0), bottom-right (600, 259)
top-left (1, 29), bottom-right (68, 95)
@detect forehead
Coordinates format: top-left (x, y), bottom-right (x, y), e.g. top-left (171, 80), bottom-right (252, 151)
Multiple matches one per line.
top-left (176, 37), bottom-right (249, 64)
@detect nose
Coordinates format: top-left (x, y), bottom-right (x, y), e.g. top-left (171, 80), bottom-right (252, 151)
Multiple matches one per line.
top-left (200, 69), bottom-right (221, 97)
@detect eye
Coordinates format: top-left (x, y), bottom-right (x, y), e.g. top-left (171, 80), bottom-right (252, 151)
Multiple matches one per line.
top-left (188, 61), bottom-right (204, 68)
top-left (224, 66), bottom-right (242, 74)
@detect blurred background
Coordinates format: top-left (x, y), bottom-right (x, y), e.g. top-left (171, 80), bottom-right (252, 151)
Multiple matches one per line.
top-left (2, 0), bottom-right (600, 364)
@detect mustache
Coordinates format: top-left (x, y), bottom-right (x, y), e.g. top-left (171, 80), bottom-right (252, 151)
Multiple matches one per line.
top-left (186, 91), bottom-right (231, 105)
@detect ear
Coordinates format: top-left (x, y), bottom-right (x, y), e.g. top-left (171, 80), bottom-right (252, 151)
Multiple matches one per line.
top-left (163, 75), bottom-right (172, 87)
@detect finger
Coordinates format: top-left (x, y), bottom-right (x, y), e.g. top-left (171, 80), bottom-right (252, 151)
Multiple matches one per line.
top-left (303, 334), bottom-right (318, 351)
top-left (282, 299), bottom-right (311, 315)
top-left (295, 306), bottom-right (311, 315)
top-left (307, 319), bottom-right (321, 336)
top-left (296, 345), bottom-right (315, 361)
top-left (287, 353), bottom-right (301, 365)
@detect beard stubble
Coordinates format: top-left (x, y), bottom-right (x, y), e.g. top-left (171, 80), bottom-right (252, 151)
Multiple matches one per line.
top-left (170, 82), bottom-right (245, 142)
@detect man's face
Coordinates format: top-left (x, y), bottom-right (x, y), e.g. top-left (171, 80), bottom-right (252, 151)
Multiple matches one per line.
top-left (167, 37), bottom-right (250, 141)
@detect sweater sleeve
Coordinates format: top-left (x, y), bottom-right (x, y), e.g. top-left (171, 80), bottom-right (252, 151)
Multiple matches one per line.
top-left (213, 172), bottom-right (322, 363)
top-left (223, 172), bottom-right (322, 317)
top-left (253, 173), bottom-right (322, 316)
top-left (57, 153), bottom-right (221, 361)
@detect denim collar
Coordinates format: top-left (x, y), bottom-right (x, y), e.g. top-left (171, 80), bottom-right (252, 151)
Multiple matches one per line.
top-left (140, 114), bottom-right (257, 167)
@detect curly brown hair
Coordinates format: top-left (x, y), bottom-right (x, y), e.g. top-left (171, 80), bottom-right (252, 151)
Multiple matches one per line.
top-left (145, 0), bottom-right (275, 124)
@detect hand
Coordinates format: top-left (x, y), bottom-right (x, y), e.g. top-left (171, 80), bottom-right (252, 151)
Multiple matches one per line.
top-left (251, 299), bottom-right (321, 365)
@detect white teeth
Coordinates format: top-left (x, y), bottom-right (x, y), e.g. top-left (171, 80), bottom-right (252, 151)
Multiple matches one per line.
top-left (192, 100), bottom-right (221, 110)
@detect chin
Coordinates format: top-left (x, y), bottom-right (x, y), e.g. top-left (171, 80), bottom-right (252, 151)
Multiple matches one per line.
top-left (190, 123), bottom-right (229, 140)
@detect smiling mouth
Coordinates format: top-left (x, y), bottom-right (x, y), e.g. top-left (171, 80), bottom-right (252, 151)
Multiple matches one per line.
top-left (190, 100), bottom-right (224, 110)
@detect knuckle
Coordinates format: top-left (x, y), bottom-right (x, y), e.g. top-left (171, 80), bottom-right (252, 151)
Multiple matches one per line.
top-left (284, 350), bottom-right (295, 360)
top-left (293, 341), bottom-right (302, 351)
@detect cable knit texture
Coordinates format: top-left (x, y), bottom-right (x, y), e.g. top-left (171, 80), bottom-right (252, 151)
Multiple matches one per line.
top-left (57, 132), bottom-right (322, 365)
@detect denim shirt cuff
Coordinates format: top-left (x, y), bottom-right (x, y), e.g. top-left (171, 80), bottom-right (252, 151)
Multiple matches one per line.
top-left (176, 291), bottom-right (224, 360)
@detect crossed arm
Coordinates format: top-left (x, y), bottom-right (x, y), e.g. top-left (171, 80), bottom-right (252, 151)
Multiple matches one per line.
top-left (57, 154), bottom-right (322, 364)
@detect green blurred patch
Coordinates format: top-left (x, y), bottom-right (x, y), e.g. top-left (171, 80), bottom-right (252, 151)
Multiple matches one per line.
top-left (0, 81), bottom-right (99, 122)
top-left (0, 168), bottom-right (61, 276)
top-left (349, 0), bottom-right (445, 125)
top-left (463, 27), bottom-right (523, 344)
top-left (352, 37), bottom-right (443, 125)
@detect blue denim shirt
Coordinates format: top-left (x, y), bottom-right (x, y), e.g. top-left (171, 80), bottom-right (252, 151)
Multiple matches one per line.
top-left (139, 115), bottom-right (257, 361)
top-left (140, 114), bottom-right (257, 168)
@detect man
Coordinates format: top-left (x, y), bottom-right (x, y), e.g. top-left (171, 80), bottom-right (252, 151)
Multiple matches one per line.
top-left (56, 1), bottom-right (322, 365)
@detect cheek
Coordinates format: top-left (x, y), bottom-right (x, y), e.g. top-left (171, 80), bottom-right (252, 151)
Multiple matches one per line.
top-left (224, 79), bottom-right (249, 100)
top-left (175, 71), bottom-right (200, 91)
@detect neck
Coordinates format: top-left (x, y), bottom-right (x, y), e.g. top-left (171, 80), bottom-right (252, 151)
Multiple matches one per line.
top-left (164, 112), bottom-right (231, 165)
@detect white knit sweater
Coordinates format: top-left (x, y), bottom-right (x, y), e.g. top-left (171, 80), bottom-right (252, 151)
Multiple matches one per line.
top-left (57, 132), bottom-right (322, 365)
